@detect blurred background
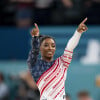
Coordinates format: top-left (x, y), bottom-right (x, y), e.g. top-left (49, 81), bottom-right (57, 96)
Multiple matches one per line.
top-left (0, 0), bottom-right (100, 100)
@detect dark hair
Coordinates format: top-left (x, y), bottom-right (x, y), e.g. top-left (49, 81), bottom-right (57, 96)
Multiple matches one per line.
top-left (78, 91), bottom-right (90, 97)
top-left (39, 35), bottom-right (56, 46)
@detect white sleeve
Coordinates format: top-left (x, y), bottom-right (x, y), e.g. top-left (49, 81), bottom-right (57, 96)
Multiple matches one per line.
top-left (59, 30), bottom-right (82, 69)
top-left (67, 30), bottom-right (82, 51)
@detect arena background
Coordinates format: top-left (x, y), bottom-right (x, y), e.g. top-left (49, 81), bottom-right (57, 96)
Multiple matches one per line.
top-left (0, 0), bottom-right (100, 100)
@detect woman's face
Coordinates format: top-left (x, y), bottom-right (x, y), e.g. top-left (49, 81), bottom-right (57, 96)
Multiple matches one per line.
top-left (40, 38), bottom-right (56, 61)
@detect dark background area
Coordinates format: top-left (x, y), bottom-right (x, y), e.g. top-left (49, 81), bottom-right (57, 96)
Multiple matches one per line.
top-left (0, 0), bottom-right (100, 100)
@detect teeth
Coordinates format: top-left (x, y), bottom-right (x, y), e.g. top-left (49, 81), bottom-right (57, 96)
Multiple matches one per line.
top-left (48, 52), bottom-right (52, 53)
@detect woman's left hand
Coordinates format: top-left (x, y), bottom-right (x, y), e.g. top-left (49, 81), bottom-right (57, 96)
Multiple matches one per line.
top-left (77, 18), bottom-right (88, 34)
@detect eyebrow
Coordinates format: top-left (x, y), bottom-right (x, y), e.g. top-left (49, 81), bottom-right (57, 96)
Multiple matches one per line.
top-left (44, 42), bottom-right (55, 44)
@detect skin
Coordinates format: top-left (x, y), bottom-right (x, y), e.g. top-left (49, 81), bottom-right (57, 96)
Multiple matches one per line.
top-left (30, 18), bottom-right (88, 62)
top-left (40, 38), bottom-right (56, 62)
top-left (66, 97), bottom-right (70, 100)
top-left (78, 96), bottom-right (92, 100)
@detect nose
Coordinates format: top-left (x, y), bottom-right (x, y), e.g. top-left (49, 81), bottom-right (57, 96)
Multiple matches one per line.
top-left (48, 45), bottom-right (52, 50)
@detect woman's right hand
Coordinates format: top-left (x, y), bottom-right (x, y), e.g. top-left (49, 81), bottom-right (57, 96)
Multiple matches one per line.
top-left (30, 23), bottom-right (39, 37)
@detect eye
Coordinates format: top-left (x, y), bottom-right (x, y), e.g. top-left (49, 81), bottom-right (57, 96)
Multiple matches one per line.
top-left (44, 44), bottom-right (49, 47)
top-left (52, 44), bottom-right (56, 48)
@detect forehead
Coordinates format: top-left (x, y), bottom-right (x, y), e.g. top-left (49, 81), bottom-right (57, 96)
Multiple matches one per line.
top-left (42, 38), bottom-right (55, 44)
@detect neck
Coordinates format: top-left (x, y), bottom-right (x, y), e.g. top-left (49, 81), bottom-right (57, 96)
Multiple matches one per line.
top-left (41, 57), bottom-right (53, 62)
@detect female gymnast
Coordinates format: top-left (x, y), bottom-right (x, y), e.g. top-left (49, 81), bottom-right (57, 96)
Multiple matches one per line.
top-left (27, 18), bottom-right (88, 100)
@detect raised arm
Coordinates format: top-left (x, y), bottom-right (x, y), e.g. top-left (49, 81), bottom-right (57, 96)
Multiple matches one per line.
top-left (27, 23), bottom-right (40, 68)
top-left (60, 18), bottom-right (88, 68)
top-left (67, 18), bottom-right (88, 51)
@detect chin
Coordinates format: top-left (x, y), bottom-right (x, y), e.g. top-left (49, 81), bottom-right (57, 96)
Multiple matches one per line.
top-left (47, 55), bottom-right (53, 59)
top-left (47, 56), bottom-right (53, 58)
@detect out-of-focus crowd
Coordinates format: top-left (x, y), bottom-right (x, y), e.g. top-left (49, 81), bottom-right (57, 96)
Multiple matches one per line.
top-left (0, 71), bottom-right (98, 100)
top-left (0, 71), bottom-right (40, 100)
top-left (0, 0), bottom-right (100, 28)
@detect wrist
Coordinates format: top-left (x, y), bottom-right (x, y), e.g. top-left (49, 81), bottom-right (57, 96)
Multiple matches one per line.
top-left (77, 28), bottom-right (85, 34)
top-left (75, 30), bottom-right (82, 35)
top-left (32, 36), bottom-right (39, 38)
top-left (32, 33), bottom-right (39, 37)
top-left (31, 31), bottom-right (39, 37)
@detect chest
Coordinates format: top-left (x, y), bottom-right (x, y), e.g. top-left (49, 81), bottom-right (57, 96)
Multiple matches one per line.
top-left (38, 63), bottom-right (67, 91)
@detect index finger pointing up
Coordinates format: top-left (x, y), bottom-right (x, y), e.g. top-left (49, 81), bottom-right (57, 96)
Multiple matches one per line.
top-left (81, 17), bottom-right (88, 24)
top-left (34, 23), bottom-right (39, 30)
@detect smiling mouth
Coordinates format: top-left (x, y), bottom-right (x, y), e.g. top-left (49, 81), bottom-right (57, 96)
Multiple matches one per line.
top-left (47, 51), bottom-right (53, 55)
